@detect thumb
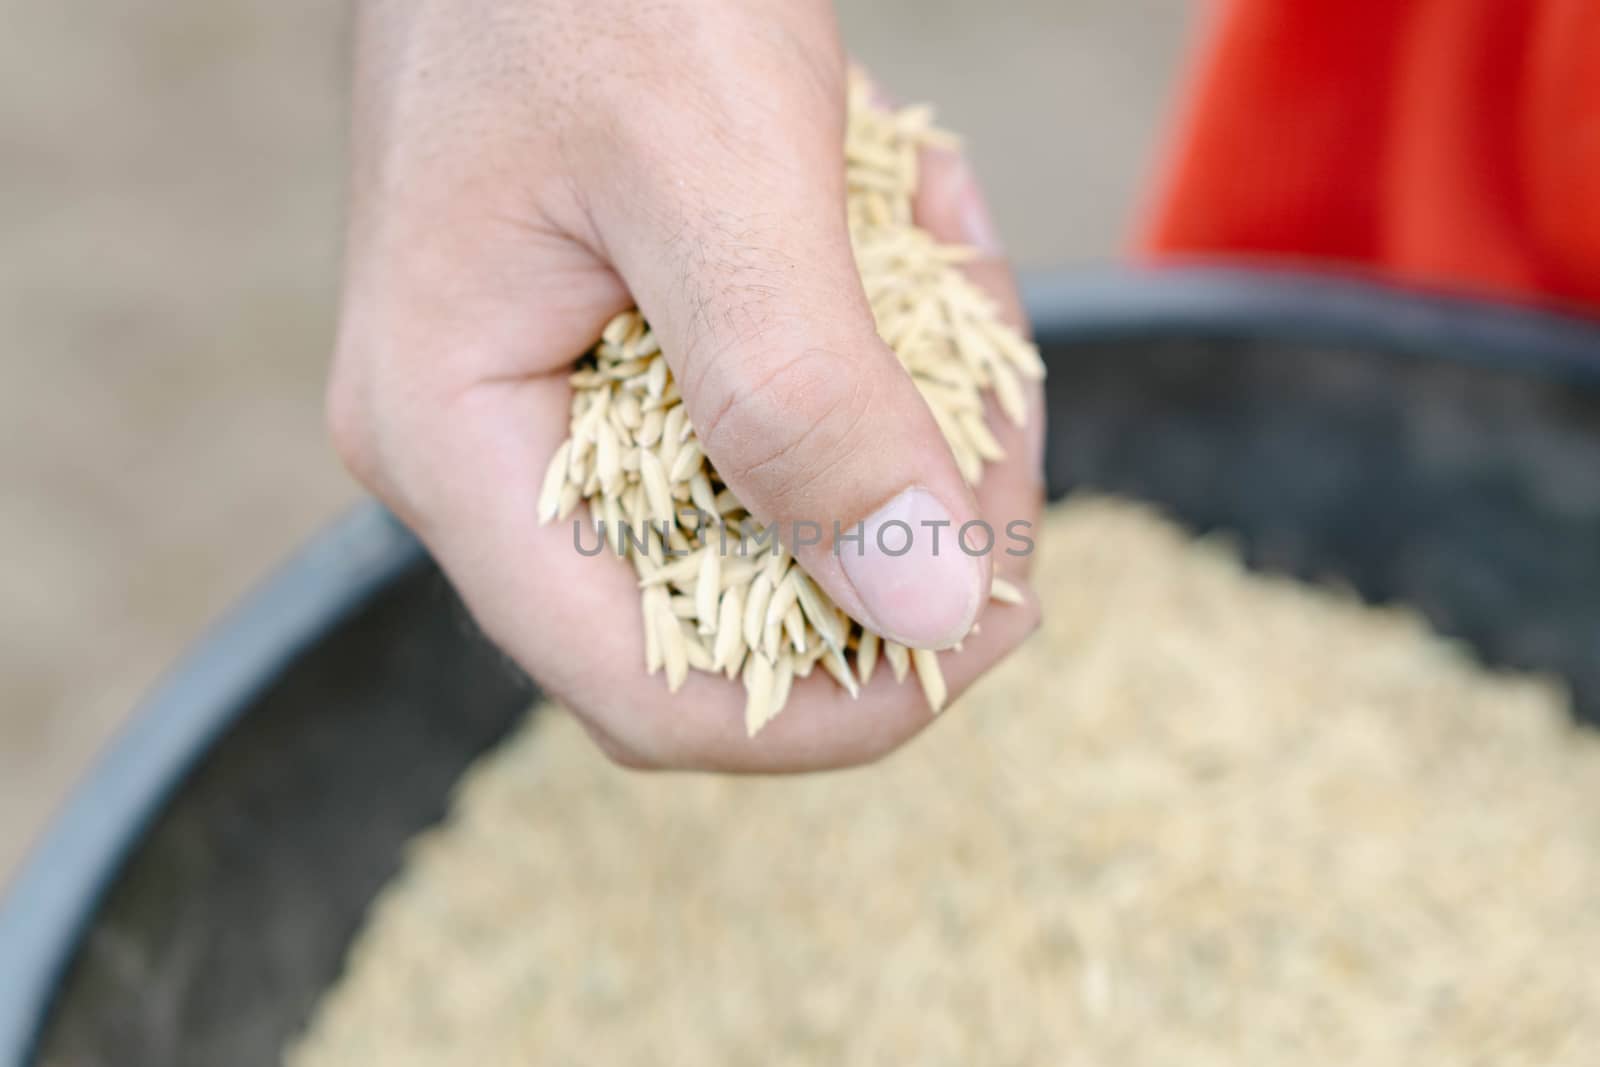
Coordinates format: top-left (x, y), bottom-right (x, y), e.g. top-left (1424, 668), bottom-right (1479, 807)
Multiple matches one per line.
top-left (594, 116), bottom-right (988, 651)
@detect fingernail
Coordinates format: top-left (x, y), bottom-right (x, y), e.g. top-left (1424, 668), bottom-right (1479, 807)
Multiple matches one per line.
top-left (839, 487), bottom-right (984, 650)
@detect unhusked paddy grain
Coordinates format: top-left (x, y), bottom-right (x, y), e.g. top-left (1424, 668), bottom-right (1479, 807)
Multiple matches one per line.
top-left (289, 496), bottom-right (1600, 1067)
top-left (538, 74), bottom-right (1045, 732)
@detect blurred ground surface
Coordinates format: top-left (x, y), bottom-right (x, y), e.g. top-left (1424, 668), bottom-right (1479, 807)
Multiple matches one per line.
top-left (0, 1), bottom-right (1189, 883)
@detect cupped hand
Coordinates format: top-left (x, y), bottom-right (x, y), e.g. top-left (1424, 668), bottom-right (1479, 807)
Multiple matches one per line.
top-left (328, 0), bottom-right (1045, 771)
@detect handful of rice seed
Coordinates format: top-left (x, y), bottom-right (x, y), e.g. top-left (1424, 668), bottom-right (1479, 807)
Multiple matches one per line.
top-left (538, 76), bottom-right (1044, 735)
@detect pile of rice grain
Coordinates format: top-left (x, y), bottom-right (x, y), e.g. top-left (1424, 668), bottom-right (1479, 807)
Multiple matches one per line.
top-left (289, 497), bottom-right (1600, 1067)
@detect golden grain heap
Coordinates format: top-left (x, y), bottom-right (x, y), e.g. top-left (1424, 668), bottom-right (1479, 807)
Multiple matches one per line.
top-left (537, 76), bottom-right (1043, 735)
top-left (290, 497), bottom-right (1600, 1067)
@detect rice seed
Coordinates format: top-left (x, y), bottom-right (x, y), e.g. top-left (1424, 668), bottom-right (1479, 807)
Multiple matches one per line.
top-left (959, 409), bottom-right (1006, 462)
top-left (623, 483), bottom-right (646, 531)
top-left (638, 549), bottom-right (701, 589)
top-left (917, 376), bottom-right (982, 415)
top-left (604, 493), bottom-right (624, 554)
top-left (595, 420), bottom-right (622, 493)
top-left (982, 314), bottom-right (1047, 378)
top-left (538, 441), bottom-right (571, 523)
top-left (660, 408), bottom-right (686, 472)
top-left (620, 390), bottom-right (646, 428)
top-left (857, 628), bottom-right (880, 685)
top-left (884, 640), bottom-right (911, 683)
top-left (832, 607), bottom-right (853, 649)
top-left (614, 389), bottom-right (642, 431)
top-left (946, 435), bottom-right (984, 486)
top-left (603, 357), bottom-right (654, 381)
top-left (639, 448), bottom-right (674, 524)
top-left (557, 483), bottom-right (581, 521)
top-left (713, 585), bottom-right (746, 675)
top-left (796, 641), bottom-right (828, 678)
top-left (665, 522), bottom-right (692, 556)
top-left (638, 408), bottom-right (665, 448)
top-left (681, 622), bottom-right (714, 672)
top-left (762, 546), bottom-right (788, 586)
top-left (794, 572), bottom-right (845, 652)
top-left (634, 550), bottom-right (658, 580)
top-left (911, 647), bottom-right (947, 712)
top-left (990, 577), bottom-right (1025, 605)
top-left (765, 569), bottom-right (801, 630)
top-left (761, 611), bottom-right (783, 664)
top-left (642, 586), bottom-right (666, 675)
top-left (695, 546), bottom-right (720, 636)
top-left (928, 403), bottom-right (972, 483)
top-left (820, 646), bottom-right (860, 699)
top-left (990, 358), bottom-right (1027, 427)
top-left (690, 472), bottom-right (718, 518)
top-left (601, 312), bottom-right (634, 348)
top-left (640, 355), bottom-right (665, 399)
top-left (771, 651), bottom-right (795, 720)
top-left (659, 603), bottom-right (689, 693)
top-left (743, 653), bottom-right (775, 737)
top-left (783, 602), bottom-right (807, 654)
top-left (574, 387), bottom-right (609, 444)
top-left (719, 556), bottom-right (759, 591)
top-left (743, 573), bottom-right (773, 652)
top-left (566, 444), bottom-right (593, 492)
top-left (668, 438), bottom-right (703, 484)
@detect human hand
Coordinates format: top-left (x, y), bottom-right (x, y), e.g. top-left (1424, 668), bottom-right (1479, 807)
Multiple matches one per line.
top-left (327, 0), bottom-right (1044, 771)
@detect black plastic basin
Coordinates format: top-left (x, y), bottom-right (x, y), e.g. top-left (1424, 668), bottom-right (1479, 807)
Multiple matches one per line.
top-left (5, 267), bottom-right (1600, 1067)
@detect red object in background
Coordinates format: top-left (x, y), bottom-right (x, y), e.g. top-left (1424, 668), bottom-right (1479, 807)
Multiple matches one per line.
top-left (1142, 0), bottom-right (1600, 313)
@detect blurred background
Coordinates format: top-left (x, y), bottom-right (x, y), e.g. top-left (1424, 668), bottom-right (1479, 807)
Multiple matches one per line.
top-left (0, 0), bottom-right (1192, 883)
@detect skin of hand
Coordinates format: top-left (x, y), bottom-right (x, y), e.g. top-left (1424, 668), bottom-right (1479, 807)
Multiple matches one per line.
top-left (327, 0), bottom-right (1046, 772)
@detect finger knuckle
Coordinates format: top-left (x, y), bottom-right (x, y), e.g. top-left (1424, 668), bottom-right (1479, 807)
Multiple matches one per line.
top-left (697, 346), bottom-right (873, 499)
